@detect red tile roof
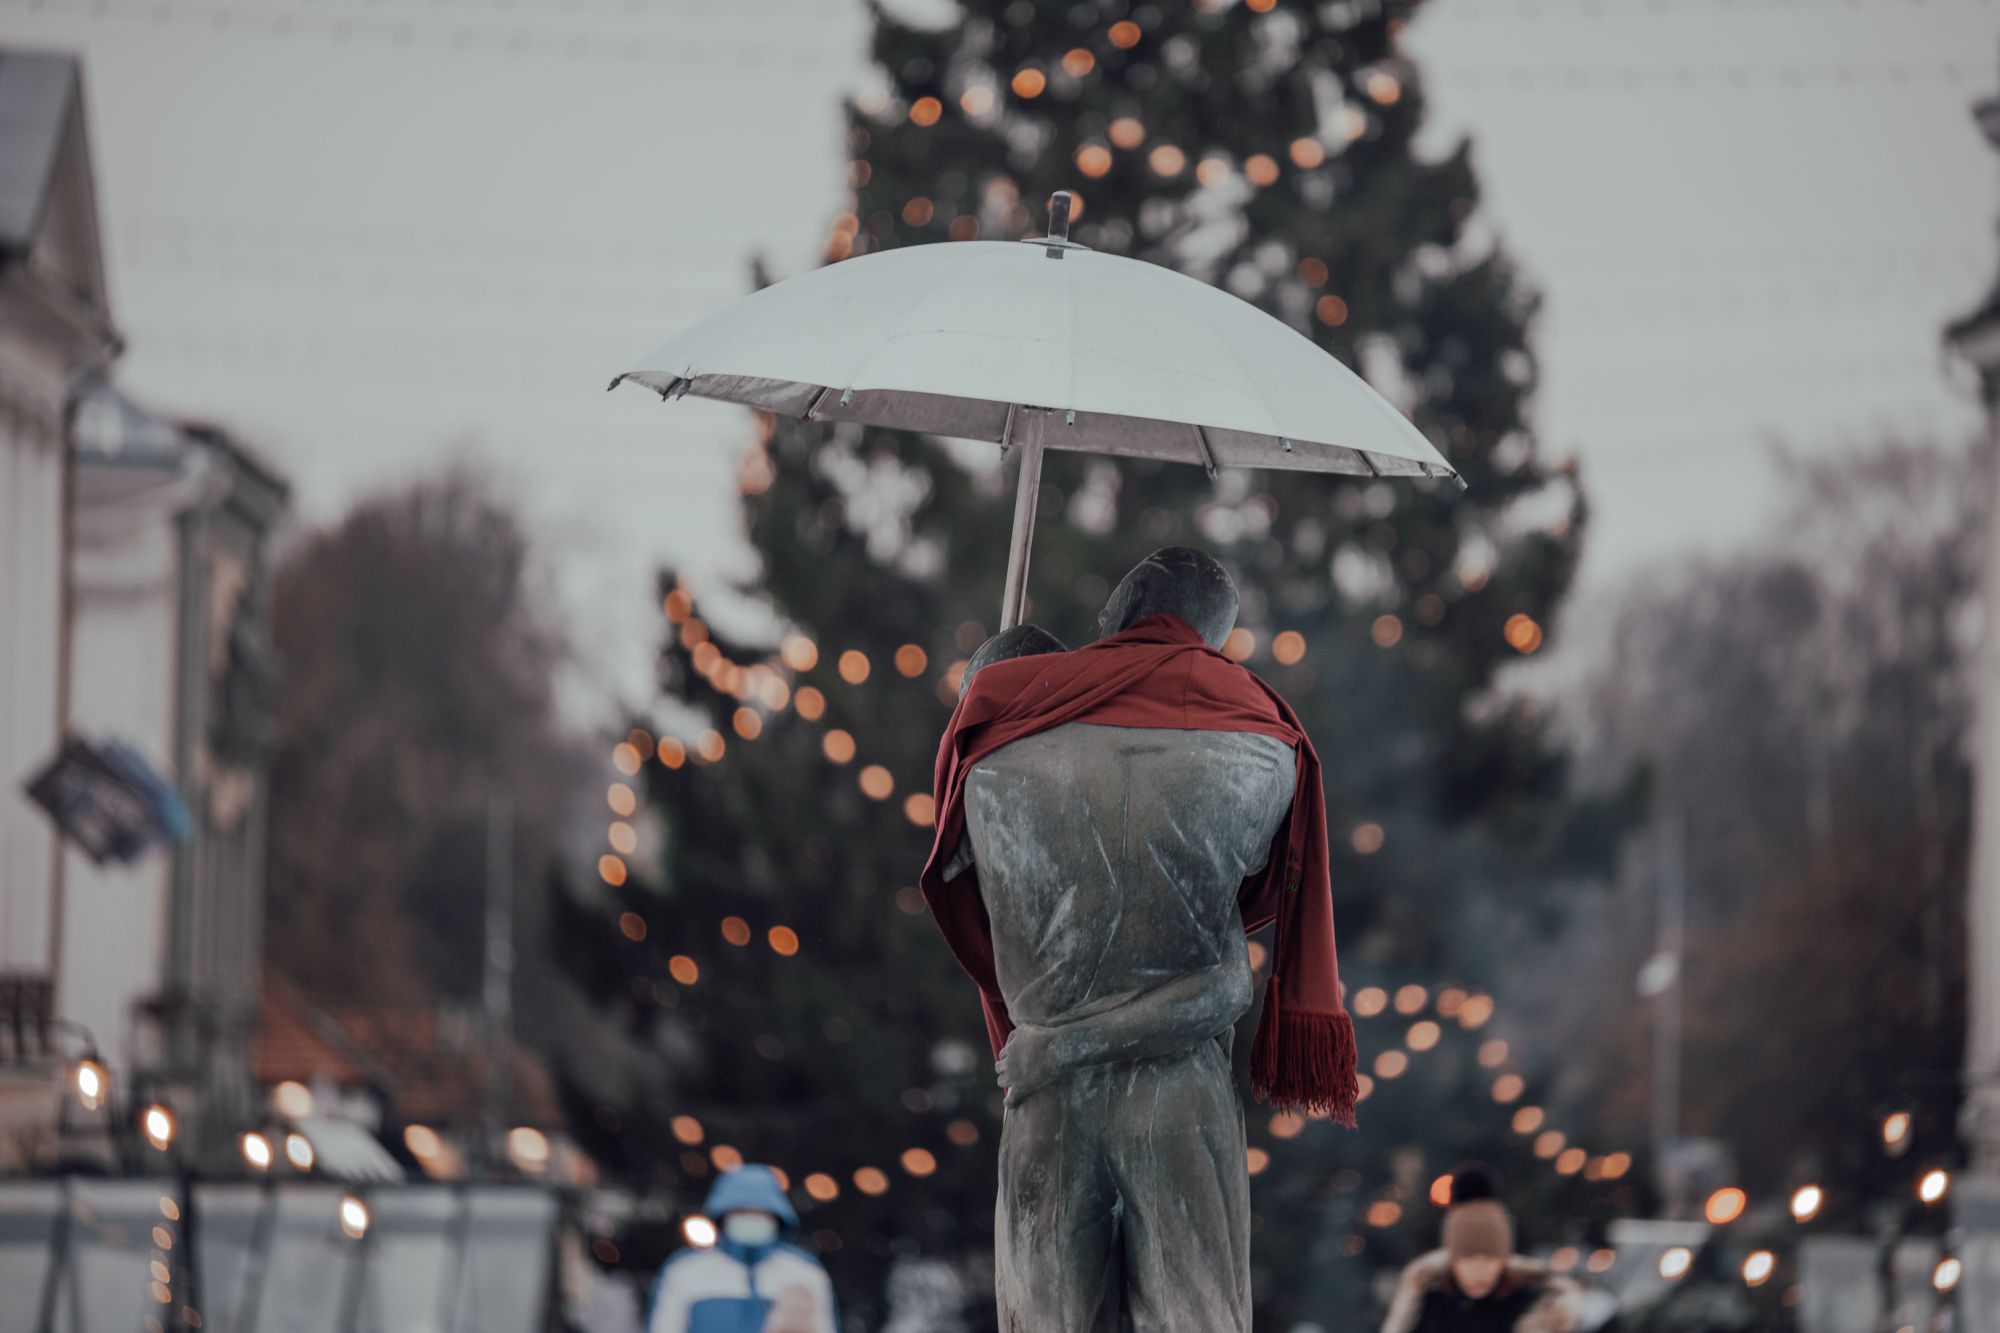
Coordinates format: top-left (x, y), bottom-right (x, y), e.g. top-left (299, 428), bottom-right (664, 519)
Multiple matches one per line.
top-left (254, 974), bottom-right (563, 1129)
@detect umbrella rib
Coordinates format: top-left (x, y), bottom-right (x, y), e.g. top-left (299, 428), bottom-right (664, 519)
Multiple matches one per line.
top-left (1191, 424), bottom-right (1219, 480)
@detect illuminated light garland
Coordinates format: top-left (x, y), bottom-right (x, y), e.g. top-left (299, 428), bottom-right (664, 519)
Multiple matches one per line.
top-left (619, 592), bottom-right (1652, 1211)
top-left (1240, 982), bottom-right (1639, 1215)
top-left (646, 591), bottom-right (1531, 864)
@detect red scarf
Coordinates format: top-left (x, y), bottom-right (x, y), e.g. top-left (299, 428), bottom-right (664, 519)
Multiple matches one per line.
top-left (919, 614), bottom-right (1359, 1124)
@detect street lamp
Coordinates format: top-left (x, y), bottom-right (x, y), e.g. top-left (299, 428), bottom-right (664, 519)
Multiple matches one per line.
top-left (1919, 1169), bottom-right (1951, 1205)
top-left (1882, 1111), bottom-right (1913, 1156)
top-left (338, 1196), bottom-right (369, 1241)
top-left (284, 1132), bottom-right (314, 1172)
top-left (682, 1215), bottom-right (718, 1248)
top-left (1790, 1184), bottom-right (1823, 1223)
top-left (240, 1132), bottom-right (272, 1171)
top-left (1742, 1250), bottom-right (1775, 1287)
top-left (74, 1059), bottom-right (106, 1110)
top-left (1936, 1255), bottom-right (1963, 1293)
top-left (142, 1105), bottom-right (175, 1152)
top-left (1659, 1247), bottom-right (1693, 1280)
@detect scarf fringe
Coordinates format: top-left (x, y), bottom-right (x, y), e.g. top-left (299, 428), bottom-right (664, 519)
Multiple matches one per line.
top-left (1251, 986), bottom-right (1359, 1127)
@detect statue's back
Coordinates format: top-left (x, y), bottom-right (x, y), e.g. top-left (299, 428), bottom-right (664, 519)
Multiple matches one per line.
top-left (962, 721), bottom-right (1295, 1031)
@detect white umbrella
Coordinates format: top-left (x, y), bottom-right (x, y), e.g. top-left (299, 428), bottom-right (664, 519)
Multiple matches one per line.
top-left (610, 193), bottom-right (1461, 629)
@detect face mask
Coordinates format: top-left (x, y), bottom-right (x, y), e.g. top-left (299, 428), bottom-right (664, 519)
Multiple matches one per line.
top-left (724, 1212), bottom-right (780, 1246)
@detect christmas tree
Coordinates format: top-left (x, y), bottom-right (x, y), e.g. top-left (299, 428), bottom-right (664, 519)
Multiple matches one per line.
top-left (564, 1), bottom-right (1628, 1325)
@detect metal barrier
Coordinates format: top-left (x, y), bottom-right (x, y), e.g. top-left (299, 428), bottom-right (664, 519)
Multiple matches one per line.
top-left (1, 1179), bottom-right (564, 1333)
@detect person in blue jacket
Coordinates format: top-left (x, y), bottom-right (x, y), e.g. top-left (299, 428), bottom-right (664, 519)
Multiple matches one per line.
top-left (645, 1165), bottom-right (838, 1333)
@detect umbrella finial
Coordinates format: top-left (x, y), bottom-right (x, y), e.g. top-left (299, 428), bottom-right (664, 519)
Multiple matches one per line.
top-left (1045, 191), bottom-right (1073, 259)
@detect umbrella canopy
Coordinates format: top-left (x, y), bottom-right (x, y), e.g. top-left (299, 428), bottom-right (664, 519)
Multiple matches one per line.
top-left (611, 193), bottom-right (1460, 627)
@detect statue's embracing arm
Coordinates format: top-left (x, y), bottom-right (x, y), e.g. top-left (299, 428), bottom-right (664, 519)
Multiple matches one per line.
top-left (996, 939), bottom-right (1253, 1102)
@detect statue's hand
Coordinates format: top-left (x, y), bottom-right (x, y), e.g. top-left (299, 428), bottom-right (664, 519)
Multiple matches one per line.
top-left (997, 1023), bottom-right (1058, 1105)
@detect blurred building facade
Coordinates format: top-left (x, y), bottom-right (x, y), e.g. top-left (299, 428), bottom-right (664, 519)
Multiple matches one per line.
top-left (0, 45), bottom-right (122, 1166)
top-left (0, 45), bottom-right (290, 1174)
top-left (62, 387), bottom-right (288, 1166)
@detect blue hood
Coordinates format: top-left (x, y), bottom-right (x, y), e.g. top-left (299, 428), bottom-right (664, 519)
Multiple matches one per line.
top-left (702, 1165), bottom-right (798, 1233)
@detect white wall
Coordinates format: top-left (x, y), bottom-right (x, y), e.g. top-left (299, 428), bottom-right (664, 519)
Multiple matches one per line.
top-left (0, 342), bottom-right (69, 978)
top-left (54, 503), bottom-right (181, 1072)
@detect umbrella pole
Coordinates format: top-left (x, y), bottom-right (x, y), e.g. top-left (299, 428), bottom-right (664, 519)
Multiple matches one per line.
top-left (998, 410), bottom-right (1045, 631)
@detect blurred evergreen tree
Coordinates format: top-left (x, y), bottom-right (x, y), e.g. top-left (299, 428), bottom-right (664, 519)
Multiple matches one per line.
top-left (560, 1), bottom-right (1631, 1325)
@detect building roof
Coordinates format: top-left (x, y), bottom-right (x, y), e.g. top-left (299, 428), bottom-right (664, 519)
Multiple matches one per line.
top-left (0, 46), bottom-right (114, 352)
top-left (0, 49), bottom-right (78, 255)
top-left (254, 975), bottom-right (565, 1130)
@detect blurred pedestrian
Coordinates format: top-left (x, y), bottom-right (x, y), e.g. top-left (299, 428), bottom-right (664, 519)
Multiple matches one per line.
top-left (1381, 1167), bottom-right (1582, 1333)
top-left (644, 1165), bottom-right (837, 1333)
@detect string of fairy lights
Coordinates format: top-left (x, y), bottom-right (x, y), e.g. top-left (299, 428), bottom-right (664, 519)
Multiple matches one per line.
top-left (844, 52), bottom-right (1979, 273)
top-left (597, 570), bottom-right (1546, 885)
top-left (597, 581), bottom-right (1603, 1250)
top-left (606, 571), bottom-right (1968, 1306)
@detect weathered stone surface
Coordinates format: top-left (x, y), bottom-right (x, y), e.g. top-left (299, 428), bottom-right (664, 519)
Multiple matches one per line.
top-left (946, 546), bottom-right (1289, 1331)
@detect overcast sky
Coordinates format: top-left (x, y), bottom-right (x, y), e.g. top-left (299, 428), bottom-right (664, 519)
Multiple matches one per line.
top-left (10, 0), bottom-right (1993, 711)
